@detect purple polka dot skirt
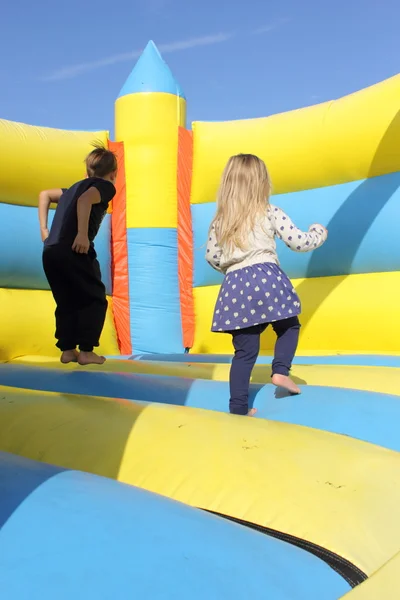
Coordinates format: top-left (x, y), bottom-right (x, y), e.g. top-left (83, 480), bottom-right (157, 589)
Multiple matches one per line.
top-left (211, 263), bottom-right (301, 332)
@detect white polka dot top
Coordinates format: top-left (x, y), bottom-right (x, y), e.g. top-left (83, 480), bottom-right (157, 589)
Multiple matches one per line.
top-left (206, 204), bottom-right (327, 275)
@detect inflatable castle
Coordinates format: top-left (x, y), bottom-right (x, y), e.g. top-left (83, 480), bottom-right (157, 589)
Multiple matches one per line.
top-left (0, 41), bottom-right (399, 599)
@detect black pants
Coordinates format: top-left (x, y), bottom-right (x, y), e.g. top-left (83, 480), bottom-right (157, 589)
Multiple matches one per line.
top-left (43, 245), bottom-right (107, 352)
top-left (229, 317), bottom-right (300, 415)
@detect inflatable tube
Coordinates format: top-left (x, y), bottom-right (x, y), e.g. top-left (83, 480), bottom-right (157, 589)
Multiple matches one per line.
top-left (0, 119), bottom-right (108, 207)
top-left (128, 354), bottom-right (400, 366)
top-left (0, 290), bottom-right (118, 361)
top-left (0, 452), bottom-right (350, 599)
top-left (0, 205), bottom-right (111, 292)
top-left (0, 365), bottom-right (399, 451)
top-left (192, 272), bottom-right (400, 354)
top-left (339, 552), bottom-right (400, 599)
top-left (0, 385), bottom-right (399, 578)
top-left (192, 172), bottom-right (400, 286)
top-left (190, 74), bottom-right (400, 203)
top-left (4, 356), bottom-right (400, 396)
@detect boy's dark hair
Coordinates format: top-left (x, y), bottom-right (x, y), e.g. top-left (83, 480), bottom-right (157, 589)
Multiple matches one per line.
top-left (85, 143), bottom-right (117, 178)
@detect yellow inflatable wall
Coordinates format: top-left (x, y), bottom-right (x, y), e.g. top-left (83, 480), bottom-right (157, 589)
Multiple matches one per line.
top-left (0, 119), bottom-right (119, 361)
top-left (190, 74), bottom-right (400, 355)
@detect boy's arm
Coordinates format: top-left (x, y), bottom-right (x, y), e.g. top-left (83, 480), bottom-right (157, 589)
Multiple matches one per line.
top-left (72, 187), bottom-right (103, 254)
top-left (38, 188), bottom-right (64, 241)
top-left (269, 205), bottom-right (328, 252)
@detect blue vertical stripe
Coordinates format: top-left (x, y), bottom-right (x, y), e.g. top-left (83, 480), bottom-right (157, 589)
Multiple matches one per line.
top-left (127, 228), bottom-right (183, 353)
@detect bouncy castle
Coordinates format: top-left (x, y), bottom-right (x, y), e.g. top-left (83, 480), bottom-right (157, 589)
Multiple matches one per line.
top-left (0, 41), bottom-right (399, 599)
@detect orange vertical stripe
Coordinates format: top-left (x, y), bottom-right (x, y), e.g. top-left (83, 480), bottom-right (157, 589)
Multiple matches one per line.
top-left (177, 128), bottom-right (195, 349)
top-left (108, 140), bottom-right (132, 355)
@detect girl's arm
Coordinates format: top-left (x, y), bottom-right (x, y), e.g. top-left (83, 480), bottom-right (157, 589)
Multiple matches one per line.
top-left (269, 205), bottom-right (328, 252)
top-left (38, 188), bottom-right (64, 241)
top-left (205, 224), bottom-right (223, 272)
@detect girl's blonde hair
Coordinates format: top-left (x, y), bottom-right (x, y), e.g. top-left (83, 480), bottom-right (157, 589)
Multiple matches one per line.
top-left (211, 154), bottom-right (272, 251)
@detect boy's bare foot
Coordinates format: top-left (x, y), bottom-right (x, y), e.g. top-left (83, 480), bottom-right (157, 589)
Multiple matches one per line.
top-left (78, 351), bottom-right (106, 366)
top-left (60, 349), bottom-right (79, 364)
top-left (247, 408), bottom-right (257, 416)
top-left (272, 374), bottom-right (301, 395)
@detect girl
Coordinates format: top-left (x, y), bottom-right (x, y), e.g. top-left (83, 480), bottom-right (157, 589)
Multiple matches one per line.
top-left (206, 154), bottom-right (327, 416)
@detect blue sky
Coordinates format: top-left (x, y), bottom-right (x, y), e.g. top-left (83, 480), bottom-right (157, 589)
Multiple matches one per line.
top-left (0, 0), bottom-right (398, 134)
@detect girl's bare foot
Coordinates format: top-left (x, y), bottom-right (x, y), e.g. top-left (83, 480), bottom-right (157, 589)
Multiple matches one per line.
top-left (78, 351), bottom-right (106, 366)
top-left (247, 408), bottom-right (257, 416)
top-left (60, 349), bottom-right (79, 364)
top-left (272, 374), bottom-right (301, 395)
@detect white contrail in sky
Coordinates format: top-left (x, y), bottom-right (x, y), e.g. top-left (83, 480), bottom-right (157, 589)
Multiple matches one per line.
top-left (41, 33), bottom-right (234, 82)
top-left (41, 20), bottom-right (289, 82)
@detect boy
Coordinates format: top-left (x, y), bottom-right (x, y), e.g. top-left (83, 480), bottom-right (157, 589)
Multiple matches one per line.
top-left (38, 145), bottom-right (117, 365)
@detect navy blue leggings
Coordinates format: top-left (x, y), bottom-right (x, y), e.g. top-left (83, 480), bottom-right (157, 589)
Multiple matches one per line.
top-left (229, 317), bottom-right (300, 415)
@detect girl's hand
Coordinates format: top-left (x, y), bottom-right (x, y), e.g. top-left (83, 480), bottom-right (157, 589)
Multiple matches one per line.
top-left (72, 233), bottom-right (90, 254)
top-left (41, 228), bottom-right (49, 242)
top-left (310, 224), bottom-right (328, 238)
